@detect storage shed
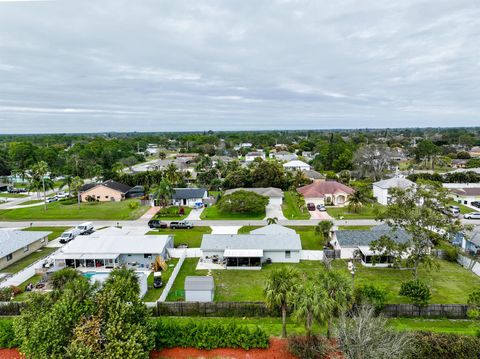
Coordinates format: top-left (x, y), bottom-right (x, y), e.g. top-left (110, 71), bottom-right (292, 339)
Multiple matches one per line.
top-left (184, 276), bottom-right (214, 302)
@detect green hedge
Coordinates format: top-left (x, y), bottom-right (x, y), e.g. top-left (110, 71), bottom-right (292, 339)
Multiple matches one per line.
top-left (0, 320), bottom-right (17, 349)
top-left (153, 319), bottom-right (269, 350)
top-left (408, 332), bottom-right (480, 359)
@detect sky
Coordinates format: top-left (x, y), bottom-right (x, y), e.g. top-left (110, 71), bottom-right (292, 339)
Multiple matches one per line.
top-left (0, 0), bottom-right (479, 134)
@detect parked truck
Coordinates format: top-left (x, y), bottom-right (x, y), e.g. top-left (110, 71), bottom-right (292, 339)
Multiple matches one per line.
top-left (59, 228), bottom-right (81, 244)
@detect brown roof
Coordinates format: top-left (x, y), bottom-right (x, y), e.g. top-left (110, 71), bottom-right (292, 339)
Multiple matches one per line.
top-left (297, 180), bottom-right (355, 198)
top-left (452, 188), bottom-right (480, 196)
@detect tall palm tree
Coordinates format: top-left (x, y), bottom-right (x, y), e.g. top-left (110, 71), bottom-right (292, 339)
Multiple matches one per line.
top-left (347, 190), bottom-right (366, 213)
top-left (164, 163), bottom-right (180, 186)
top-left (315, 220), bottom-right (334, 245)
top-left (264, 267), bottom-right (300, 338)
top-left (151, 178), bottom-right (173, 207)
top-left (30, 161), bottom-right (49, 210)
top-left (291, 281), bottom-right (331, 338)
top-left (266, 217), bottom-right (278, 225)
top-left (71, 176), bottom-right (84, 209)
top-left (59, 175), bottom-right (74, 196)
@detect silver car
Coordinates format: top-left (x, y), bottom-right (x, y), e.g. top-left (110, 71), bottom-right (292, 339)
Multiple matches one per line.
top-left (464, 212), bottom-right (480, 220)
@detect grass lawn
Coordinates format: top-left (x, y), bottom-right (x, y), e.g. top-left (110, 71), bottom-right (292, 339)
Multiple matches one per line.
top-left (238, 226), bottom-right (326, 250)
top-left (282, 191), bottom-right (310, 220)
top-left (449, 200), bottom-right (473, 214)
top-left (332, 259), bottom-right (480, 304)
top-left (0, 193), bottom-right (28, 198)
top-left (166, 258), bottom-right (207, 301)
top-left (147, 226), bottom-right (211, 248)
top-left (389, 318), bottom-right (478, 335)
top-left (17, 199), bottom-right (43, 205)
top-left (327, 203), bottom-right (384, 219)
top-left (0, 247), bottom-right (57, 274)
top-left (0, 199), bottom-right (149, 221)
top-left (200, 205), bottom-right (265, 220)
top-left (22, 226), bottom-right (70, 241)
top-left (143, 258), bottom-right (180, 302)
top-left (12, 274), bottom-right (42, 302)
top-left (153, 206), bottom-right (191, 220)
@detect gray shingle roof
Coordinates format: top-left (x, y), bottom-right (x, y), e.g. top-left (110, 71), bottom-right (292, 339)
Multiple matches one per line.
top-left (172, 188), bottom-right (207, 199)
top-left (224, 187), bottom-right (283, 198)
top-left (373, 177), bottom-right (415, 190)
top-left (185, 276), bottom-right (214, 291)
top-left (0, 230), bottom-right (50, 257)
top-left (465, 226), bottom-right (480, 246)
top-left (335, 228), bottom-right (411, 247)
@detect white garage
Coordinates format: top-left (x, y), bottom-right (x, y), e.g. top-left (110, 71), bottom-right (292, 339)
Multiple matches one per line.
top-left (185, 276), bottom-right (214, 302)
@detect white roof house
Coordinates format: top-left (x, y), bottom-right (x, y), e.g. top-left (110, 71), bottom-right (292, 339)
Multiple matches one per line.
top-left (283, 160), bottom-right (311, 171)
top-left (0, 230), bottom-right (50, 258)
top-left (372, 177), bottom-right (415, 205)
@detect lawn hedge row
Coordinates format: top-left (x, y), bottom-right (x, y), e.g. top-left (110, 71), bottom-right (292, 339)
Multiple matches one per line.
top-left (407, 332), bottom-right (480, 359)
top-left (153, 319), bottom-right (269, 350)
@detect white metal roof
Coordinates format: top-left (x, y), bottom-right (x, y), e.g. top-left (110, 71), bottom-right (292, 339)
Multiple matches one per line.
top-left (0, 230), bottom-right (51, 257)
top-left (224, 249), bottom-right (263, 257)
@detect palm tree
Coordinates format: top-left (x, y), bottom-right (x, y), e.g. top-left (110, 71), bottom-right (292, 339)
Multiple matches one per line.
top-left (71, 176), bottom-right (84, 209)
top-left (158, 152), bottom-right (167, 160)
top-left (264, 267), bottom-right (300, 338)
top-left (291, 281), bottom-right (331, 337)
top-left (151, 178), bottom-right (173, 207)
top-left (59, 175), bottom-right (74, 196)
top-left (30, 161), bottom-right (49, 210)
top-left (315, 220), bottom-right (334, 246)
top-left (266, 217), bottom-right (278, 225)
top-left (318, 269), bottom-right (353, 338)
top-left (164, 163), bottom-right (180, 186)
top-left (347, 190), bottom-right (367, 213)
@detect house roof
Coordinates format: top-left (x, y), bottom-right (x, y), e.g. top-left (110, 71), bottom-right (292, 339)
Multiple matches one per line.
top-left (464, 226), bottom-right (480, 246)
top-left (250, 224), bottom-right (296, 236)
top-left (172, 188), bottom-right (207, 199)
top-left (283, 160), bottom-right (310, 168)
top-left (297, 180), bottom-right (355, 198)
top-left (80, 180), bottom-right (131, 194)
top-left (224, 187), bottom-right (283, 198)
top-left (451, 188), bottom-right (480, 196)
top-left (0, 230), bottom-right (50, 257)
top-left (334, 227), bottom-right (411, 248)
top-left (185, 276), bottom-right (214, 291)
top-left (304, 170), bottom-right (325, 180)
top-left (246, 152), bottom-right (264, 157)
top-left (373, 177), bottom-right (415, 190)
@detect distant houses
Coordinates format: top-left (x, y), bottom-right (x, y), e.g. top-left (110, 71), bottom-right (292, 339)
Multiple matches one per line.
top-left (283, 160), bottom-right (311, 172)
top-left (245, 151), bottom-right (266, 162)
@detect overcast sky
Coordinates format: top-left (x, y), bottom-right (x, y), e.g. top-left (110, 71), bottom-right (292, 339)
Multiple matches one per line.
top-left (0, 0), bottom-right (479, 134)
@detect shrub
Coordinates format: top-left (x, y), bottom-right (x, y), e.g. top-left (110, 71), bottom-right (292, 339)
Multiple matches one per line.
top-left (0, 287), bottom-right (12, 302)
top-left (0, 320), bottom-right (17, 348)
top-left (407, 332), bottom-right (480, 359)
top-left (288, 335), bottom-right (331, 359)
top-left (128, 201), bottom-right (139, 209)
top-left (443, 246), bottom-right (458, 262)
top-left (399, 279), bottom-right (431, 307)
top-left (354, 284), bottom-right (388, 310)
top-left (153, 319), bottom-right (269, 350)
top-left (217, 190), bottom-right (268, 214)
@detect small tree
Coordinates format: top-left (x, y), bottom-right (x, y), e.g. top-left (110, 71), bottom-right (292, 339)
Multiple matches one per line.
top-left (151, 178), bottom-right (173, 207)
top-left (315, 220), bottom-right (333, 245)
top-left (399, 279), bottom-right (431, 307)
top-left (217, 191), bottom-right (268, 214)
top-left (264, 267), bottom-right (300, 338)
top-left (266, 217), bottom-right (278, 225)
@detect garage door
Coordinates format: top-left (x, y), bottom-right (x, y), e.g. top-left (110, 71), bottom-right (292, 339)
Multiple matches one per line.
top-left (268, 197), bottom-right (282, 206)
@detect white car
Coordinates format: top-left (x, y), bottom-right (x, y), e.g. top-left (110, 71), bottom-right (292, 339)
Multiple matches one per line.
top-left (464, 212), bottom-right (480, 220)
top-left (45, 196), bottom-right (58, 203)
top-left (56, 192), bottom-right (69, 199)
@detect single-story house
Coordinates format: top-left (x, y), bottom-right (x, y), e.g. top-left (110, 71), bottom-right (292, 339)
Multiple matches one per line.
top-left (234, 143), bottom-right (253, 151)
top-left (304, 170), bottom-right (326, 181)
top-left (451, 159), bottom-right (468, 169)
top-left (330, 225), bottom-right (412, 266)
top-left (171, 188), bottom-right (208, 207)
top-left (451, 187), bottom-right (480, 205)
top-left (185, 276), bottom-right (214, 302)
top-left (283, 160), bottom-right (311, 171)
top-left (469, 146), bottom-right (480, 158)
top-left (0, 183), bottom-right (8, 192)
top-left (269, 151), bottom-right (298, 162)
top-left (79, 180), bottom-right (142, 202)
top-left (452, 226), bottom-right (480, 256)
top-left (0, 230), bottom-right (50, 270)
top-left (372, 177), bottom-right (416, 205)
top-left (200, 225), bottom-right (302, 270)
top-left (224, 187), bottom-right (284, 206)
top-left (297, 180), bottom-right (355, 206)
top-left (52, 227), bottom-right (173, 270)
top-left (245, 151), bottom-right (266, 162)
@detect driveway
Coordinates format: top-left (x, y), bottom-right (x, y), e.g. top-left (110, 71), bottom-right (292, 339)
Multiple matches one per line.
top-left (211, 226), bottom-right (241, 234)
top-left (265, 203), bottom-right (286, 220)
top-left (309, 210), bottom-right (332, 220)
top-left (185, 207), bottom-right (205, 220)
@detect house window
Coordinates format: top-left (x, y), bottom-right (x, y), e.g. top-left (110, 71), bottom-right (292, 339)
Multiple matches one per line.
top-left (6, 254), bottom-right (12, 261)
top-left (144, 254), bottom-right (152, 259)
top-left (105, 196), bottom-right (109, 199)
top-left (23, 245), bottom-right (29, 252)
top-left (285, 251), bottom-right (291, 258)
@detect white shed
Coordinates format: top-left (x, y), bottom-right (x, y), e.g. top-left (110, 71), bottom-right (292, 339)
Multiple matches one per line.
top-left (185, 276), bottom-right (214, 302)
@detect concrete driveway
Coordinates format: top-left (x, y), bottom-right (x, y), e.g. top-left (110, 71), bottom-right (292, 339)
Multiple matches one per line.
top-left (309, 210), bottom-right (332, 220)
top-left (185, 207), bottom-right (205, 220)
top-left (265, 203), bottom-right (286, 220)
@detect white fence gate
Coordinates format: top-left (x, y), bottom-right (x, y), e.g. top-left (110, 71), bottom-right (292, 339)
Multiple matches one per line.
top-left (158, 250), bottom-right (187, 302)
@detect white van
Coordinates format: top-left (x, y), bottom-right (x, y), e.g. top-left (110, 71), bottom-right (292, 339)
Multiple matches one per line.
top-left (76, 222), bottom-right (94, 235)
top-left (59, 228), bottom-right (81, 244)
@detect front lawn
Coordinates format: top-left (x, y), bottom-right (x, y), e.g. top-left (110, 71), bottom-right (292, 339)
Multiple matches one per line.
top-left (147, 226), bottom-right (212, 248)
top-left (143, 258), bottom-right (179, 302)
top-left (0, 199), bottom-right (148, 221)
top-left (16, 200), bottom-right (43, 205)
top-left (12, 274), bottom-right (43, 302)
top-left (282, 191), bottom-right (310, 220)
top-left (449, 200), bottom-right (473, 214)
top-left (23, 226), bottom-right (70, 241)
top-left (166, 258), bottom-right (207, 301)
top-left (389, 318), bottom-right (478, 335)
top-left (326, 203), bottom-right (384, 219)
top-left (200, 205), bottom-right (265, 220)
top-left (0, 193), bottom-right (28, 198)
top-left (0, 247), bottom-right (57, 274)
top-left (153, 206), bottom-right (191, 220)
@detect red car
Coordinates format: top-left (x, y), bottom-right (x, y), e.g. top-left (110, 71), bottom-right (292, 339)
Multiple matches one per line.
top-left (307, 203), bottom-right (316, 211)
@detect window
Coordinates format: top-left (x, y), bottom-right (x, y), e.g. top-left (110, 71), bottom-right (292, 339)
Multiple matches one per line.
top-left (144, 254), bottom-right (152, 259)
top-left (105, 196), bottom-right (109, 199)
top-left (6, 254), bottom-right (12, 261)
top-left (23, 245), bottom-right (29, 252)
top-left (285, 251), bottom-right (291, 259)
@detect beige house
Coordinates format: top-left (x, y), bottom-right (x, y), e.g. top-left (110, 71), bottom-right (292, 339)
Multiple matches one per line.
top-left (79, 180), bottom-right (133, 202)
top-left (0, 230), bottom-right (50, 270)
top-left (297, 180), bottom-right (355, 206)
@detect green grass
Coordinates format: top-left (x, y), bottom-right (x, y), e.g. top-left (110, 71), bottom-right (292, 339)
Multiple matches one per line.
top-left (0, 247), bottom-right (57, 274)
top-left (282, 191), bottom-right (310, 220)
top-left (12, 274), bottom-right (42, 302)
top-left (449, 200), bottom-right (473, 214)
top-left (337, 225), bottom-right (374, 230)
top-left (0, 193), bottom-right (28, 198)
top-left (0, 199), bottom-right (149, 221)
top-left (389, 318), bottom-right (478, 335)
top-left (153, 206), bottom-right (191, 220)
top-left (166, 258), bottom-right (207, 301)
top-left (16, 199), bottom-right (43, 205)
top-left (143, 259), bottom-right (180, 302)
top-left (238, 226), bottom-right (326, 250)
top-left (200, 205), bottom-right (265, 220)
top-left (147, 226), bottom-right (212, 248)
top-left (22, 226), bottom-right (70, 241)
top-left (326, 203), bottom-right (384, 219)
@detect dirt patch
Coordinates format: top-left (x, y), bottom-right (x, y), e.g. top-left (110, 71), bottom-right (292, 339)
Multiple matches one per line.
top-left (151, 338), bottom-right (298, 359)
top-left (0, 349), bottom-right (23, 359)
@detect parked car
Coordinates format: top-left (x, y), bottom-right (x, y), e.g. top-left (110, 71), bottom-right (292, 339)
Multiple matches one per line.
top-left (76, 222), bottom-right (94, 235)
top-left (170, 220), bottom-right (193, 229)
top-left (153, 272), bottom-right (163, 288)
top-left (307, 203), bottom-right (316, 211)
top-left (316, 204), bottom-right (326, 211)
top-left (471, 201), bottom-right (480, 208)
top-left (464, 212), bottom-right (480, 220)
top-left (56, 192), bottom-right (69, 199)
top-left (59, 228), bottom-right (81, 244)
top-left (45, 196), bottom-right (58, 203)
top-left (148, 219), bottom-right (168, 229)
top-left (443, 207), bottom-right (459, 217)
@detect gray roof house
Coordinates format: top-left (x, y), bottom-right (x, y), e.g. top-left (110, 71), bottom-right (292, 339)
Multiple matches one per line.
top-left (185, 276), bottom-right (214, 302)
top-left (170, 188), bottom-right (208, 207)
top-left (200, 225), bottom-right (302, 269)
top-left (453, 226), bottom-right (480, 256)
top-left (0, 230), bottom-right (51, 270)
top-left (373, 177), bottom-right (415, 205)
